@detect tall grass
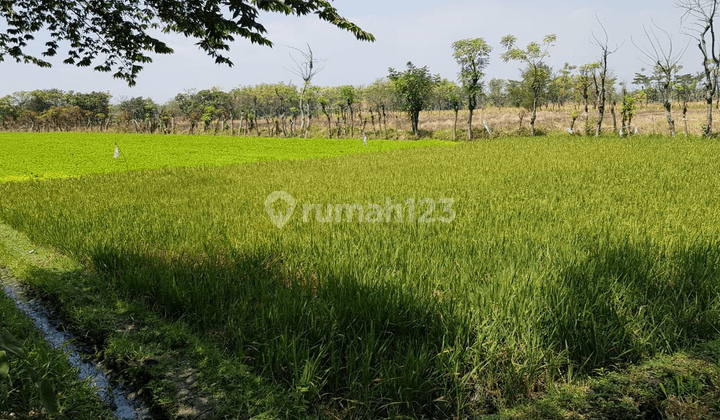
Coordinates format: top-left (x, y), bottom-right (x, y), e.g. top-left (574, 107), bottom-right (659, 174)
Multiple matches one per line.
top-left (1, 135), bottom-right (720, 417)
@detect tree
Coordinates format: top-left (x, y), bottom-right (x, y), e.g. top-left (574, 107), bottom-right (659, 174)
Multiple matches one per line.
top-left (677, 0), bottom-right (719, 137)
top-left (434, 79), bottom-right (464, 140)
top-left (388, 62), bottom-right (439, 138)
top-left (486, 78), bottom-right (507, 108)
top-left (0, 0), bottom-right (374, 85)
top-left (620, 86), bottom-right (638, 136)
top-left (339, 85), bottom-right (358, 137)
top-left (591, 17), bottom-right (621, 137)
top-left (364, 78), bottom-right (395, 139)
top-left (118, 96), bottom-right (159, 132)
top-left (501, 34), bottom-right (556, 136)
top-left (452, 38), bottom-right (492, 140)
top-left (675, 73), bottom-right (700, 137)
top-left (70, 91), bottom-right (112, 130)
top-left (575, 62), bottom-right (600, 133)
top-left (317, 86), bottom-right (338, 138)
top-left (551, 63), bottom-right (577, 107)
top-left (506, 64), bottom-right (552, 131)
top-left (174, 90), bottom-right (204, 134)
top-left (0, 95), bottom-right (19, 128)
top-left (632, 70), bottom-right (655, 102)
top-left (633, 22), bottom-right (688, 137)
top-left (287, 43), bottom-right (323, 138)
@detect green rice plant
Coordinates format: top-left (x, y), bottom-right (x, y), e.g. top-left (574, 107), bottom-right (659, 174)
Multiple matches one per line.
top-left (0, 328), bottom-right (58, 415)
top-left (1, 135), bottom-right (720, 417)
top-left (0, 132), bottom-right (451, 182)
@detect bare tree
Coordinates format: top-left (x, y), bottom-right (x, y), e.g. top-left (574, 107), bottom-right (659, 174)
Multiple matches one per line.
top-left (677, 0), bottom-right (719, 137)
top-left (287, 43), bottom-right (325, 138)
top-left (591, 16), bottom-right (622, 137)
top-left (633, 22), bottom-right (689, 137)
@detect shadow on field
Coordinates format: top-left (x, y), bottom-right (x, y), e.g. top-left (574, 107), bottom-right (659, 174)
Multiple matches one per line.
top-left (34, 237), bottom-right (720, 418)
top-left (85, 243), bottom-right (468, 419)
top-left (539, 238), bottom-right (720, 372)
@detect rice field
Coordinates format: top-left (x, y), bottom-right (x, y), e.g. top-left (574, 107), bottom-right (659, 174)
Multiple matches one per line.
top-left (0, 132), bottom-right (450, 182)
top-left (1, 133), bottom-right (720, 418)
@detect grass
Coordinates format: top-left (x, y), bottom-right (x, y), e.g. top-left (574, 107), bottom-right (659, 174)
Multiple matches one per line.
top-left (1, 133), bottom-right (720, 418)
top-left (0, 223), bottom-right (314, 419)
top-left (0, 268), bottom-right (114, 418)
top-left (0, 132), bottom-right (452, 182)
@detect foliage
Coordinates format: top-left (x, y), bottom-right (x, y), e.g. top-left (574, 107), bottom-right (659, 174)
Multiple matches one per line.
top-left (0, 328), bottom-right (58, 415)
top-left (576, 62), bottom-right (600, 112)
top-left (434, 79), bottom-right (463, 111)
top-left (0, 0), bottom-right (374, 85)
top-left (501, 34), bottom-right (556, 135)
top-left (452, 38), bottom-right (491, 109)
top-left (388, 61), bottom-right (440, 137)
top-left (0, 89), bottom-right (111, 130)
top-left (506, 64), bottom-right (552, 109)
top-left (550, 63), bottom-right (576, 106)
top-left (452, 37), bottom-right (492, 140)
top-left (620, 89), bottom-right (639, 135)
top-left (486, 78), bottom-right (507, 107)
top-left (675, 73), bottom-right (700, 103)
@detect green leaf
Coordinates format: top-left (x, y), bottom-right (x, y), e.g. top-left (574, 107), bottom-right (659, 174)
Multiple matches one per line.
top-left (0, 328), bottom-right (26, 359)
top-left (38, 377), bottom-right (59, 415)
top-left (0, 350), bottom-right (9, 382)
top-left (29, 368), bottom-right (40, 385)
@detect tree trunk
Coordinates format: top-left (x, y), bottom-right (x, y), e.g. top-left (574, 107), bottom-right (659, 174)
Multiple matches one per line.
top-left (596, 103), bottom-right (604, 137)
top-left (304, 113), bottom-right (311, 139)
top-left (349, 106), bottom-right (354, 138)
top-left (411, 110), bottom-right (420, 138)
top-left (683, 102), bottom-right (689, 138)
top-left (453, 109), bottom-right (458, 141)
top-left (530, 96), bottom-right (538, 136)
top-left (326, 113), bottom-right (332, 138)
top-left (467, 107), bottom-right (474, 140)
top-left (381, 105), bottom-right (388, 139)
top-left (394, 112), bottom-right (400, 140)
top-left (706, 94), bottom-right (713, 137)
top-left (664, 101), bottom-right (675, 137)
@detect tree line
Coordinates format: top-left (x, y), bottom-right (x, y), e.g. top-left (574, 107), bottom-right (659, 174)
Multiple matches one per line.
top-left (0, 68), bottom-right (706, 139)
top-left (0, 23), bottom-right (714, 140)
top-left (6, 1), bottom-right (720, 138)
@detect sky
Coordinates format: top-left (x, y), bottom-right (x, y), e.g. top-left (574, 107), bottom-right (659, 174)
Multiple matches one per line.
top-left (0, 0), bottom-right (703, 104)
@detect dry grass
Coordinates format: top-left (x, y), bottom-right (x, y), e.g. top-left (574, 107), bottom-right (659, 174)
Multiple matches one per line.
top-left (7, 101), bottom-right (711, 139)
top-left (417, 102), bottom-right (711, 138)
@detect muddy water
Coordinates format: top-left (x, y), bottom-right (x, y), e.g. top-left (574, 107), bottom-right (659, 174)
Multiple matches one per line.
top-left (2, 284), bottom-right (151, 419)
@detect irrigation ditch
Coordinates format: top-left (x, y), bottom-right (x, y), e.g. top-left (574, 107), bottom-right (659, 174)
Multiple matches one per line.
top-left (0, 222), bottom-right (228, 419)
top-left (1, 280), bottom-right (150, 419)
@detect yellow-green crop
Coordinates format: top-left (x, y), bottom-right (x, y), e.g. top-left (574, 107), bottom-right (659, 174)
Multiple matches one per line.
top-left (0, 132), bottom-right (451, 182)
top-left (1, 134), bottom-right (719, 417)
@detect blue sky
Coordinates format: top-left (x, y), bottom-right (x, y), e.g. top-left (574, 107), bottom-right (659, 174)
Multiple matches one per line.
top-left (0, 0), bottom-right (702, 103)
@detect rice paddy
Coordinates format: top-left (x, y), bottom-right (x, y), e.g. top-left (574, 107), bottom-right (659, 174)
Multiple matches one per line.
top-left (1, 133), bottom-right (720, 418)
top-left (0, 132), bottom-right (451, 182)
